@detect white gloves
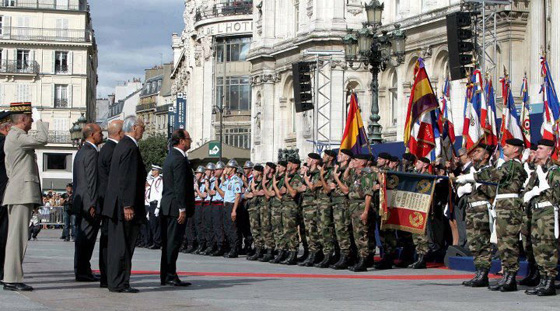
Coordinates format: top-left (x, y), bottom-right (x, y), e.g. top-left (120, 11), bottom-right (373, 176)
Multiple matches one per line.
top-left (32, 107), bottom-right (41, 121)
top-left (457, 183), bottom-right (473, 197)
top-left (154, 208), bottom-right (160, 217)
top-left (523, 187), bottom-right (541, 203)
top-left (536, 165), bottom-right (550, 192)
top-left (456, 172), bottom-right (475, 184)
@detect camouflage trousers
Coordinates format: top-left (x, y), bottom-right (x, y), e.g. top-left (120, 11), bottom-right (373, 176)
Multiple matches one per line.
top-left (247, 200), bottom-right (264, 249)
top-left (466, 207), bottom-right (492, 270)
top-left (317, 198), bottom-right (336, 254)
top-left (495, 201), bottom-right (523, 273)
top-left (521, 205), bottom-right (535, 263)
top-left (379, 227), bottom-right (397, 257)
top-left (332, 197), bottom-right (351, 256)
top-left (302, 199), bottom-right (321, 253)
top-left (531, 206), bottom-right (559, 278)
top-left (412, 233), bottom-right (430, 256)
top-left (260, 202), bottom-right (275, 249)
top-left (281, 200), bottom-right (300, 252)
top-left (348, 200), bottom-right (370, 258)
top-left (270, 200), bottom-right (284, 250)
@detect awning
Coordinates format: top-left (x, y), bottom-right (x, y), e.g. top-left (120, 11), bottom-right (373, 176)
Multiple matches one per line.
top-left (188, 141), bottom-right (250, 168)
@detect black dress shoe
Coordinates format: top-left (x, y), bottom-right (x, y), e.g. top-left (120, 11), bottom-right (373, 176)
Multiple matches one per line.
top-left (100, 283), bottom-right (108, 288)
top-left (76, 274), bottom-right (101, 282)
top-left (3, 283), bottom-right (34, 291)
top-left (109, 287), bottom-right (139, 293)
top-left (164, 279), bottom-right (192, 287)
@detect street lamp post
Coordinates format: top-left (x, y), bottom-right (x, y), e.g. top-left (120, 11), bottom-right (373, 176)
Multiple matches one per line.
top-left (69, 113), bottom-right (88, 147)
top-left (343, 0), bottom-right (406, 144)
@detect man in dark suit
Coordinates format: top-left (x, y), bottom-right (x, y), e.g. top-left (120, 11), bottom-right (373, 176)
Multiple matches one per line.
top-left (97, 120), bottom-right (123, 288)
top-left (73, 123), bottom-right (103, 281)
top-left (160, 129), bottom-right (194, 286)
top-left (102, 116), bottom-right (146, 293)
top-left (0, 111), bottom-right (12, 283)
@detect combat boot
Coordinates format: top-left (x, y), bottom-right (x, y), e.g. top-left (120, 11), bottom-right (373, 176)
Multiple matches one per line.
top-left (499, 272), bottom-right (518, 292)
top-left (184, 245), bottom-right (196, 254)
top-left (211, 247), bottom-right (225, 257)
top-left (462, 270), bottom-right (480, 287)
top-left (247, 247), bottom-right (262, 261)
top-left (525, 277), bottom-right (547, 295)
top-left (201, 245), bottom-right (215, 256)
top-left (297, 249), bottom-right (309, 263)
top-left (348, 257), bottom-right (367, 272)
top-left (330, 254), bottom-right (349, 270)
top-left (408, 254), bottom-right (426, 269)
top-left (223, 249), bottom-right (238, 258)
top-left (374, 254), bottom-right (393, 270)
top-left (259, 249), bottom-right (274, 262)
top-left (280, 251), bottom-right (298, 265)
top-left (194, 243), bottom-right (205, 255)
top-left (470, 269), bottom-right (489, 287)
top-left (270, 250), bottom-right (286, 264)
top-left (535, 277), bottom-right (557, 296)
top-left (518, 263), bottom-right (540, 287)
top-left (298, 252), bottom-right (317, 267)
top-left (314, 253), bottom-right (332, 268)
top-left (488, 272), bottom-right (507, 291)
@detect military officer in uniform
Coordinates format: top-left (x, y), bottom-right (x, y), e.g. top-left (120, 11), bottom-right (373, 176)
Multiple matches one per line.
top-left (409, 157), bottom-right (431, 269)
top-left (246, 164), bottom-right (265, 260)
top-left (299, 153), bottom-right (323, 267)
top-left (457, 138), bottom-right (527, 292)
top-left (316, 150), bottom-right (337, 268)
top-left (522, 139), bottom-right (559, 296)
top-left (269, 161), bottom-right (288, 263)
top-left (259, 163), bottom-right (276, 262)
top-left (280, 158), bottom-right (303, 265)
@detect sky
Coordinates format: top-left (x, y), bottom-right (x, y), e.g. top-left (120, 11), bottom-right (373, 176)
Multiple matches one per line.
top-left (89, 0), bottom-right (185, 98)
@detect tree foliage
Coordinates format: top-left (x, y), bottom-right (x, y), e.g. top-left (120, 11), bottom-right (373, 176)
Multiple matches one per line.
top-left (138, 134), bottom-right (168, 169)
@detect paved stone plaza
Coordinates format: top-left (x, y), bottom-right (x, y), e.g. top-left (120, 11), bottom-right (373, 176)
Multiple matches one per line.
top-left (1, 229), bottom-right (558, 311)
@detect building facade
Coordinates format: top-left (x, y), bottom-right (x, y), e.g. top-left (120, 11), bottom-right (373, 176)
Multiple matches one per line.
top-left (137, 63), bottom-right (174, 138)
top-left (0, 0), bottom-right (97, 190)
top-left (172, 0), bottom-right (253, 151)
top-left (175, 0), bottom-right (560, 163)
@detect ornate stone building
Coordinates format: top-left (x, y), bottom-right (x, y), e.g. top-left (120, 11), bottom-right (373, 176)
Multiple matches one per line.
top-left (175, 0), bottom-right (560, 163)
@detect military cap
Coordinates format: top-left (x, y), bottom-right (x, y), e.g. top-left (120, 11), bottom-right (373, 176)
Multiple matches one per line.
top-left (340, 149), bottom-right (354, 158)
top-left (195, 166), bottom-right (205, 174)
top-left (10, 102), bottom-right (32, 114)
top-left (530, 143), bottom-right (538, 151)
top-left (266, 162), bottom-right (277, 170)
top-left (505, 138), bottom-right (524, 147)
top-left (215, 161), bottom-right (226, 170)
top-left (206, 162), bottom-right (216, 170)
top-left (253, 164), bottom-right (264, 172)
top-left (226, 159), bottom-right (239, 168)
top-left (151, 164), bottom-right (162, 171)
top-left (537, 139), bottom-right (555, 147)
top-left (476, 143), bottom-right (494, 153)
top-left (402, 153), bottom-right (417, 162)
top-left (308, 153), bottom-right (321, 160)
top-left (390, 155), bottom-right (399, 162)
top-left (419, 157), bottom-right (431, 164)
top-left (354, 154), bottom-right (370, 160)
top-left (324, 150), bottom-right (337, 157)
top-left (243, 161), bottom-right (255, 169)
top-left (378, 152), bottom-right (392, 160)
top-left (278, 160), bottom-right (288, 167)
top-left (0, 111), bottom-right (12, 123)
top-left (288, 158), bottom-right (301, 165)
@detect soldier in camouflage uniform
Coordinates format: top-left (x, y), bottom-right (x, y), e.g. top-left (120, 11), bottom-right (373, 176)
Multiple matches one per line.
top-left (460, 143), bottom-right (496, 287)
top-left (315, 150), bottom-right (337, 268)
top-left (298, 153), bottom-right (323, 267)
top-left (375, 152), bottom-right (398, 269)
top-left (457, 138), bottom-right (527, 292)
top-left (246, 165), bottom-right (265, 261)
top-left (328, 149), bottom-right (353, 269)
top-left (409, 157), bottom-right (431, 269)
top-left (269, 161), bottom-right (288, 263)
top-left (522, 139), bottom-right (559, 296)
top-left (278, 158), bottom-right (303, 265)
top-left (344, 154), bottom-right (375, 272)
top-left (259, 163), bottom-right (277, 262)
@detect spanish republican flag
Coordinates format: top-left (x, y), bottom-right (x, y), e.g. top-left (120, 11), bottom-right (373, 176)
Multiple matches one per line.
top-left (340, 93), bottom-right (369, 155)
top-left (404, 58), bottom-right (439, 158)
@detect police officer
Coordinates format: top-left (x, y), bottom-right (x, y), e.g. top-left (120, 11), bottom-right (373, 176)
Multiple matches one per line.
top-left (193, 166), bottom-right (208, 254)
top-left (200, 163), bottom-right (217, 255)
top-left (457, 138), bottom-right (527, 292)
top-left (246, 164), bottom-right (265, 260)
top-left (522, 139), bottom-right (559, 296)
top-left (219, 159), bottom-right (243, 258)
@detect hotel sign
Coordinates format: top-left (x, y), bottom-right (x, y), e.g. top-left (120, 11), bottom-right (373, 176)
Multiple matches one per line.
top-left (198, 21), bottom-right (253, 38)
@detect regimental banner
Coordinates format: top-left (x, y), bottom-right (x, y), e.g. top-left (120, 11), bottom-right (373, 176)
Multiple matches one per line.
top-left (379, 171), bottom-right (437, 235)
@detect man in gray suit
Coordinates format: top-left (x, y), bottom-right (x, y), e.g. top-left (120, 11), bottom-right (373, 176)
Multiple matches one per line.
top-left (73, 123), bottom-right (103, 282)
top-left (2, 102), bottom-right (48, 292)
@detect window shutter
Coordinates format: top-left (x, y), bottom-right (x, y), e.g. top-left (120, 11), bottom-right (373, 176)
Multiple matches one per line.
top-left (51, 84), bottom-right (56, 108)
top-left (3, 16), bottom-right (11, 39)
top-left (52, 50), bottom-right (56, 74)
top-left (68, 51), bottom-right (73, 74)
top-left (68, 84), bottom-right (73, 108)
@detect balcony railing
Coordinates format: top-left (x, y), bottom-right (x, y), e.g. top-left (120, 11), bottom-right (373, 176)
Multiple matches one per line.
top-left (156, 104), bottom-right (172, 114)
top-left (1, 27), bottom-right (92, 43)
top-left (195, 1), bottom-right (253, 22)
top-left (0, 59), bottom-right (39, 74)
top-left (136, 102), bottom-right (156, 112)
top-left (0, 0), bottom-right (88, 11)
top-left (54, 98), bottom-right (68, 108)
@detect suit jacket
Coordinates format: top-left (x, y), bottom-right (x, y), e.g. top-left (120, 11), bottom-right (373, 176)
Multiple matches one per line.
top-left (3, 121), bottom-right (49, 206)
top-left (0, 134), bottom-right (8, 205)
top-left (97, 139), bottom-right (117, 212)
top-left (161, 148), bottom-right (195, 218)
top-left (72, 142), bottom-right (99, 216)
top-left (102, 135), bottom-right (147, 222)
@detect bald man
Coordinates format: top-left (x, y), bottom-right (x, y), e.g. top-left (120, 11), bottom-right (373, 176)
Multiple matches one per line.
top-left (98, 120), bottom-right (123, 288)
top-left (73, 123), bottom-right (103, 282)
